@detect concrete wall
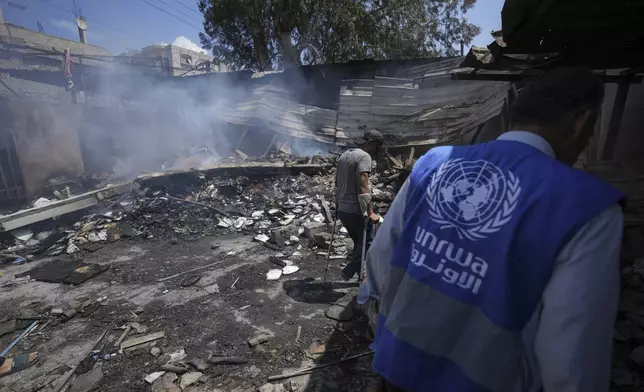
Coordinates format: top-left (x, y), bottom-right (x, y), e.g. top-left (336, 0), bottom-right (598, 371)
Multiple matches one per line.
top-left (0, 23), bottom-right (110, 57)
top-left (124, 44), bottom-right (226, 76)
top-left (0, 100), bottom-right (85, 197)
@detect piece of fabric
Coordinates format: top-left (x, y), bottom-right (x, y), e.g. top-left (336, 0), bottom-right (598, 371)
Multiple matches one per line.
top-left (338, 210), bottom-right (373, 280)
top-left (336, 149), bottom-right (372, 214)
top-left (368, 131), bottom-right (624, 392)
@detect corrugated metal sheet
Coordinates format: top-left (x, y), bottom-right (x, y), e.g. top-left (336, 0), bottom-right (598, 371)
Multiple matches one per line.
top-left (222, 85), bottom-right (338, 144)
top-left (222, 59), bottom-right (508, 147)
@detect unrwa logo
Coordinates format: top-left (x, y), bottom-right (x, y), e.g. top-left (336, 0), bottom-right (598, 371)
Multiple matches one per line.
top-left (425, 158), bottom-right (521, 240)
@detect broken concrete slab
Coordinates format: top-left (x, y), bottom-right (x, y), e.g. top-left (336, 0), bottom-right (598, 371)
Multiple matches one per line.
top-left (145, 371), bottom-right (167, 384)
top-left (151, 372), bottom-right (180, 392)
top-left (136, 162), bottom-right (329, 190)
top-left (302, 222), bottom-right (326, 238)
top-left (179, 372), bottom-right (203, 389)
top-left (0, 182), bottom-right (134, 231)
top-left (325, 303), bottom-right (355, 321)
top-left (70, 368), bottom-right (103, 392)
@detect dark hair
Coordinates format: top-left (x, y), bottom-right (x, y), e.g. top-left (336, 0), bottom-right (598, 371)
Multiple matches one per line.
top-left (510, 67), bottom-right (605, 128)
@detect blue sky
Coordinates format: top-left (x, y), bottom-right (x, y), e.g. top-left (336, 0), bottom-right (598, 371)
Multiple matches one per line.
top-left (2, 0), bottom-right (503, 55)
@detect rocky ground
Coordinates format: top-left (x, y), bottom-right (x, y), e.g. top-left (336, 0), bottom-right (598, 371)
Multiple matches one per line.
top-left (0, 163), bottom-right (398, 392)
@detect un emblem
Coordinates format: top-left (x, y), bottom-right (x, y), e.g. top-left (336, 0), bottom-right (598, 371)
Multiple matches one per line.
top-left (425, 158), bottom-right (521, 241)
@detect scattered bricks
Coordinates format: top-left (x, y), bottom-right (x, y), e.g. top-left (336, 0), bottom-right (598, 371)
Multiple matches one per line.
top-left (248, 333), bottom-right (272, 347)
top-left (313, 232), bottom-right (333, 248)
top-left (303, 222), bottom-right (326, 238)
top-left (270, 225), bottom-right (300, 246)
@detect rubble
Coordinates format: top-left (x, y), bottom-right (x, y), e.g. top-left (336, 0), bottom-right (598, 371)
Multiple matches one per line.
top-left (0, 155), bottom-right (398, 392)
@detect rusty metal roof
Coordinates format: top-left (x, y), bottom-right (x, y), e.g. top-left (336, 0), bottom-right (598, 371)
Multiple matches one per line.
top-left (222, 58), bottom-right (508, 147)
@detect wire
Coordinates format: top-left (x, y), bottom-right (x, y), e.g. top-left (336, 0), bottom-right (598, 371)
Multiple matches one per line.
top-left (37, 0), bottom-right (139, 39)
top-left (155, 0), bottom-right (202, 23)
top-left (137, 0), bottom-right (202, 29)
top-left (167, 0), bottom-right (202, 17)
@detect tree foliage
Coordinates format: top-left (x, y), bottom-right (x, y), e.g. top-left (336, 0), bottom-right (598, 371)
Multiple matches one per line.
top-left (198, 0), bottom-right (481, 71)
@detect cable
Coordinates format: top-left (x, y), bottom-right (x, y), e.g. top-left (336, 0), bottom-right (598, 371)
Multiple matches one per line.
top-left (156, 0), bottom-right (202, 23)
top-left (37, 0), bottom-right (139, 39)
top-left (137, 0), bottom-right (202, 29)
top-left (167, 0), bottom-right (202, 17)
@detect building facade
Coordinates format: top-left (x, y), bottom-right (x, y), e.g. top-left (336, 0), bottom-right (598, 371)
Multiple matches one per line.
top-left (120, 44), bottom-right (227, 77)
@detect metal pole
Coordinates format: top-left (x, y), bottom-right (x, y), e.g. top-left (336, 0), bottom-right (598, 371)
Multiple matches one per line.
top-left (359, 217), bottom-right (368, 284)
top-left (0, 321), bottom-right (38, 356)
top-left (322, 214), bottom-right (338, 284)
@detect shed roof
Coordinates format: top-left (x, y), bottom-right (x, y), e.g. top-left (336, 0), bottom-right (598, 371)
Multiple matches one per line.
top-left (221, 58), bottom-right (508, 147)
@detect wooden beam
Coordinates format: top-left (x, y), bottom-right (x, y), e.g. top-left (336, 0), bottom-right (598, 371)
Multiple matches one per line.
top-left (601, 81), bottom-right (630, 160)
top-left (263, 133), bottom-right (278, 157)
top-left (235, 128), bottom-right (249, 150)
top-left (452, 71), bottom-right (643, 84)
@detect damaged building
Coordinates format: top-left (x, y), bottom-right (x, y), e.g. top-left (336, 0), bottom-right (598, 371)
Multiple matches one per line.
top-left (6, 0), bottom-right (644, 390)
top-left (0, 13), bottom-right (516, 392)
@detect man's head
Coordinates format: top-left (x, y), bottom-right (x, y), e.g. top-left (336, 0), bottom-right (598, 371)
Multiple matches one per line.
top-left (510, 67), bottom-right (605, 166)
top-left (357, 129), bottom-right (384, 156)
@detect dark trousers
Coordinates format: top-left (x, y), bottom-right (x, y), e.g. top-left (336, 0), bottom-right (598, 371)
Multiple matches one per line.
top-left (338, 210), bottom-right (373, 280)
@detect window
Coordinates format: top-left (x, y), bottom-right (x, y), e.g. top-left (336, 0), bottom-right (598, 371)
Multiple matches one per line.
top-left (180, 54), bottom-right (193, 65)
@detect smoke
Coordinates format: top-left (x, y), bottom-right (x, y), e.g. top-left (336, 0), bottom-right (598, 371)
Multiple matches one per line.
top-left (79, 61), bottom-right (332, 181)
top-left (80, 63), bottom-right (244, 180)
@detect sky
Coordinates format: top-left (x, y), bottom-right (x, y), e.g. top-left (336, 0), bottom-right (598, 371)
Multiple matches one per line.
top-left (1, 0), bottom-right (503, 56)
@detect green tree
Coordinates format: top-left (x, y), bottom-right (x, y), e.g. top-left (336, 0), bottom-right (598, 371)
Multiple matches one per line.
top-left (198, 0), bottom-right (480, 71)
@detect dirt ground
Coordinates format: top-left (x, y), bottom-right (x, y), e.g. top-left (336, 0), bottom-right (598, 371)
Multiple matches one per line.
top-left (0, 233), bottom-right (376, 392)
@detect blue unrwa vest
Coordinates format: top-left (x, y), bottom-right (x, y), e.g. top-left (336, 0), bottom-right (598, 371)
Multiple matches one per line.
top-left (373, 140), bottom-right (624, 392)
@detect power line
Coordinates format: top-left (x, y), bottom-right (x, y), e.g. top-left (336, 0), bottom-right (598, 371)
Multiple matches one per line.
top-left (155, 0), bottom-right (202, 23)
top-left (37, 0), bottom-right (139, 39)
top-left (137, 0), bottom-right (201, 29)
top-left (167, 0), bottom-right (202, 17)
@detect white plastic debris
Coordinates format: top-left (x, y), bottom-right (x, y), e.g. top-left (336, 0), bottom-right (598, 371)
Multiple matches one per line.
top-left (340, 227), bottom-right (348, 234)
top-left (251, 210), bottom-right (265, 219)
top-left (312, 202), bottom-right (321, 210)
top-left (33, 197), bottom-right (54, 208)
top-left (245, 219), bottom-right (254, 227)
top-left (234, 217), bottom-right (247, 229)
top-left (218, 218), bottom-right (233, 228)
top-left (258, 221), bottom-right (271, 230)
top-left (97, 230), bottom-right (108, 241)
top-left (145, 371), bottom-right (166, 384)
top-left (313, 213), bottom-right (326, 223)
top-left (254, 234), bottom-right (269, 243)
top-left (168, 348), bottom-right (187, 363)
top-left (298, 227), bottom-right (305, 235)
top-left (289, 236), bottom-right (300, 243)
top-left (66, 243), bottom-right (80, 254)
top-left (293, 207), bottom-right (303, 214)
top-left (282, 265), bottom-right (300, 275)
top-left (266, 269), bottom-right (283, 280)
top-left (11, 227), bottom-right (33, 242)
top-left (268, 208), bottom-right (280, 215)
top-left (87, 232), bottom-right (102, 243)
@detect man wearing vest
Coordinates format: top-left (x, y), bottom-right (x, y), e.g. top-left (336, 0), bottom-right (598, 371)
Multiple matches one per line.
top-left (364, 67), bottom-right (624, 392)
